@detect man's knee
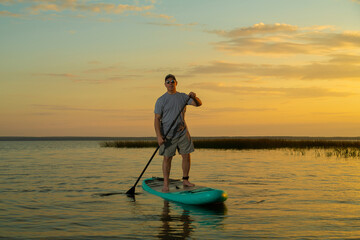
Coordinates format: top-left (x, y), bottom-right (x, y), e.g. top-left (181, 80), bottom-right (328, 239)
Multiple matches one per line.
top-left (181, 154), bottom-right (190, 161)
top-left (163, 156), bottom-right (173, 163)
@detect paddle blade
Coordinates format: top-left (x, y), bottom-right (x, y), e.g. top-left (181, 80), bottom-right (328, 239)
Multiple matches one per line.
top-left (126, 186), bottom-right (136, 196)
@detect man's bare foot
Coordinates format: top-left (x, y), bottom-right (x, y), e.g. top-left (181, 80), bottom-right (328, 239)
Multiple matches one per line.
top-left (162, 186), bottom-right (169, 192)
top-left (183, 180), bottom-right (195, 188)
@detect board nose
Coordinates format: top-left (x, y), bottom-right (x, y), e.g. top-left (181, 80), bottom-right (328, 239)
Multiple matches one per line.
top-left (221, 191), bottom-right (228, 201)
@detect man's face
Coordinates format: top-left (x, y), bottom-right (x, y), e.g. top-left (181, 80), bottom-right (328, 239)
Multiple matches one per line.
top-left (165, 78), bottom-right (177, 92)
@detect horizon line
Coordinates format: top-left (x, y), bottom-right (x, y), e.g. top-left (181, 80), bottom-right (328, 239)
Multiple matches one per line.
top-left (1, 136), bottom-right (360, 141)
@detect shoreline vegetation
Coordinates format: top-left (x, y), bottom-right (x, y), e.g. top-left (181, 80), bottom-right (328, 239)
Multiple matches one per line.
top-left (1, 136), bottom-right (360, 141)
top-left (99, 138), bottom-right (360, 158)
top-left (0, 136), bottom-right (359, 157)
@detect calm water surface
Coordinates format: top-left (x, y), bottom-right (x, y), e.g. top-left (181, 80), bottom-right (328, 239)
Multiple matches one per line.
top-left (1, 141), bottom-right (360, 239)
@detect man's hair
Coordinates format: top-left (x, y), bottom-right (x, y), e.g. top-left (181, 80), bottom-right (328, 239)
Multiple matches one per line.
top-left (165, 74), bottom-right (176, 81)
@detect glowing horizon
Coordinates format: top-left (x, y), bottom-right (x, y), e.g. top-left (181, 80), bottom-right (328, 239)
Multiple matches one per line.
top-left (1, 0), bottom-right (360, 137)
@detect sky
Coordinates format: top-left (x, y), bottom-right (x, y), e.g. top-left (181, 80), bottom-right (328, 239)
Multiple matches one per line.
top-left (0, 0), bottom-right (360, 137)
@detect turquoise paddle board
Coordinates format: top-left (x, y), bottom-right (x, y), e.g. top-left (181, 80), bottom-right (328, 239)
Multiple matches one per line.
top-left (142, 177), bottom-right (228, 205)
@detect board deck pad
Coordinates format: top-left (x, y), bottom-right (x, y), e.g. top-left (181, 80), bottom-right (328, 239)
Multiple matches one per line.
top-left (145, 178), bottom-right (203, 192)
top-left (142, 177), bottom-right (227, 205)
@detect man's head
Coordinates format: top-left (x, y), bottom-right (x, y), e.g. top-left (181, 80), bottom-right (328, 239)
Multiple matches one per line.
top-left (165, 74), bottom-right (176, 82)
top-left (164, 74), bottom-right (177, 93)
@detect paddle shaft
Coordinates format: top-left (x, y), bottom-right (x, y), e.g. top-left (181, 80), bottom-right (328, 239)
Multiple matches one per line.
top-left (126, 95), bottom-right (191, 195)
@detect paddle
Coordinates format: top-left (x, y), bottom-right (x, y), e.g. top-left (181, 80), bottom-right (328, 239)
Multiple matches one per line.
top-left (126, 95), bottom-right (191, 196)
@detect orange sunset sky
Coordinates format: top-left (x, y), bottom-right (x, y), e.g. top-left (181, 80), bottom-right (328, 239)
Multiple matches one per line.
top-left (1, 0), bottom-right (360, 137)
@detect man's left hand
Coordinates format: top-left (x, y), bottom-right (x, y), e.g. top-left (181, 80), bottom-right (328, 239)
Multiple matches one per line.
top-left (188, 92), bottom-right (196, 99)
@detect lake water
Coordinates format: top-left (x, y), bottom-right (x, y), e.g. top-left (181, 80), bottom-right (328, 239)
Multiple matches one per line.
top-left (1, 141), bottom-right (360, 239)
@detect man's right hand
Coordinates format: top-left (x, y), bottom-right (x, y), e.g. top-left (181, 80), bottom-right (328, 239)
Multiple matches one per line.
top-left (157, 136), bottom-right (165, 146)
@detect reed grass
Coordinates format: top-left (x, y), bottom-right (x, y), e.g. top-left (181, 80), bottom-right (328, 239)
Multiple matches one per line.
top-left (327, 148), bottom-right (360, 158)
top-left (100, 138), bottom-right (360, 158)
top-left (100, 140), bottom-right (157, 148)
top-left (192, 139), bottom-right (360, 150)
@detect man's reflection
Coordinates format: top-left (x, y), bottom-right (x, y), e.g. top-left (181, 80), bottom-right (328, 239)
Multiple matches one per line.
top-left (158, 200), bottom-right (227, 239)
top-left (158, 200), bottom-right (193, 239)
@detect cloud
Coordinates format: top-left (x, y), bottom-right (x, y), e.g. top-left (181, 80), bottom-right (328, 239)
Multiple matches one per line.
top-left (198, 23), bottom-right (360, 84)
top-left (74, 3), bottom-right (153, 14)
top-left (29, 3), bottom-right (60, 13)
top-left (33, 73), bottom-right (78, 78)
top-left (141, 11), bottom-right (197, 28)
top-left (191, 82), bottom-right (353, 99)
top-left (32, 104), bottom-right (117, 112)
top-left (1, 0), bottom-right (154, 16)
top-left (328, 54), bottom-right (360, 64)
top-left (209, 23), bottom-right (360, 56)
top-left (146, 21), bottom-right (198, 28)
top-left (0, 10), bottom-right (21, 17)
top-left (209, 22), bottom-right (298, 38)
top-left (186, 106), bottom-right (278, 120)
top-left (72, 74), bottom-right (142, 84)
top-left (27, 1), bottom-right (154, 14)
top-left (141, 12), bottom-right (174, 21)
top-left (33, 69), bottom-right (143, 84)
top-left (31, 104), bottom-right (151, 120)
top-left (0, 0), bottom-right (18, 4)
top-left (0, 0), bottom-right (191, 28)
top-left (205, 106), bottom-right (277, 113)
top-left (188, 54), bottom-right (360, 80)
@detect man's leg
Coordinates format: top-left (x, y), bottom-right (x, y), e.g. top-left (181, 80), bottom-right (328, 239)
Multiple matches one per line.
top-left (162, 156), bottom-right (173, 192)
top-left (181, 153), bottom-right (195, 187)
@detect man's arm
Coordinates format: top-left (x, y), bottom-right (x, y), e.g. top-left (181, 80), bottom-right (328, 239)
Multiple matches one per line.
top-left (189, 92), bottom-right (202, 107)
top-left (154, 113), bottom-right (164, 146)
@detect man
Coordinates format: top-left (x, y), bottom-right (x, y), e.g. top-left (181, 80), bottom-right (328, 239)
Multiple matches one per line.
top-left (154, 74), bottom-right (202, 192)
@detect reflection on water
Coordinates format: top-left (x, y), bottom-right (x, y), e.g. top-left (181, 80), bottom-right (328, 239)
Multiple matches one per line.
top-left (1, 141), bottom-right (360, 239)
top-left (158, 201), bottom-right (193, 239)
top-left (158, 201), bottom-right (227, 239)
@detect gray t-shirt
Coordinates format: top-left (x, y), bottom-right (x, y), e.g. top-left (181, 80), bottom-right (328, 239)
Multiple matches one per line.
top-left (154, 92), bottom-right (193, 139)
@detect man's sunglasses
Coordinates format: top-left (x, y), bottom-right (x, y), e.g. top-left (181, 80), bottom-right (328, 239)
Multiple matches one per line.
top-left (166, 80), bottom-right (176, 84)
